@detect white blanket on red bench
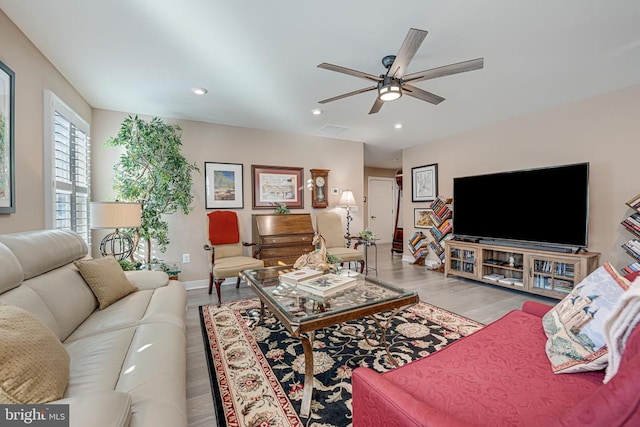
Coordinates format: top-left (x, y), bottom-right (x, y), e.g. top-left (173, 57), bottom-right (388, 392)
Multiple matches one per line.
top-left (603, 277), bottom-right (640, 383)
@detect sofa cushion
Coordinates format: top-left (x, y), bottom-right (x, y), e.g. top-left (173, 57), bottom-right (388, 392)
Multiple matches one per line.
top-left (378, 309), bottom-right (604, 426)
top-left (542, 263), bottom-right (629, 373)
top-left (75, 256), bottom-right (138, 309)
top-left (55, 391), bottom-right (132, 427)
top-left (0, 304), bottom-right (70, 404)
top-left (0, 242), bottom-right (23, 294)
top-left (0, 229), bottom-right (87, 280)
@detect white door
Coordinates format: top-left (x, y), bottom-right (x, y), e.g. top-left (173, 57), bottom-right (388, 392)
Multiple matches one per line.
top-left (368, 177), bottom-right (395, 243)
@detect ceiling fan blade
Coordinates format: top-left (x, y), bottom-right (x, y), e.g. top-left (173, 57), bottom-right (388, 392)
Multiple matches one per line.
top-left (402, 84), bottom-right (445, 105)
top-left (403, 58), bottom-right (484, 84)
top-left (388, 28), bottom-right (428, 78)
top-left (317, 63), bottom-right (381, 82)
top-left (368, 98), bottom-right (384, 115)
top-left (318, 86), bottom-right (377, 104)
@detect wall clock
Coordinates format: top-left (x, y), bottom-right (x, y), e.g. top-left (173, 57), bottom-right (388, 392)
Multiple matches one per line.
top-left (310, 169), bottom-right (330, 208)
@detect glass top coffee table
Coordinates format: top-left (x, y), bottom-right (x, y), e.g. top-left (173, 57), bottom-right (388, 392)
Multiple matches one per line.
top-left (241, 265), bottom-right (419, 418)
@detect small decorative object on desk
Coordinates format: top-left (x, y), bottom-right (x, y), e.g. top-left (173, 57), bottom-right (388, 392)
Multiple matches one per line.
top-left (358, 228), bottom-right (376, 241)
top-left (279, 268), bottom-right (323, 284)
top-left (272, 202), bottom-right (290, 215)
top-left (297, 273), bottom-right (357, 297)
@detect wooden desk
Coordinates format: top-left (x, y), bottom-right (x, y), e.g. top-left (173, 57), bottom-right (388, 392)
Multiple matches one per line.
top-left (252, 214), bottom-right (315, 267)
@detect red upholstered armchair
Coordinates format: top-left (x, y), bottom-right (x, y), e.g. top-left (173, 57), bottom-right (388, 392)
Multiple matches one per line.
top-left (203, 211), bottom-right (263, 305)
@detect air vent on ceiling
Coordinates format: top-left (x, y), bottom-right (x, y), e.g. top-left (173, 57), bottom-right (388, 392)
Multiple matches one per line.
top-left (315, 124), bottom-right (349, 136)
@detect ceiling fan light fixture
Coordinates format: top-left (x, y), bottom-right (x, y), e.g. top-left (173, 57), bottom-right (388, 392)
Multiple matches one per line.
top-left (378, 77), bottom-right (402, 102)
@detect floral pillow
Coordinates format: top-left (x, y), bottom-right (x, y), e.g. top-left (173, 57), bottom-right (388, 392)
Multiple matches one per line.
top-left (542, 263), bottom-right (629, 373)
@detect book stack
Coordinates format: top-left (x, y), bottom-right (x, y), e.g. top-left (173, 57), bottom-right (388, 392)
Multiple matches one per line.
top-left (627, 193), bottom-right (640, 210)
top-left (498, 277), bottom-right (524, 287)
top-left (296, 274), bottom-right (357, 297)
top-left (622, 213), bottom-right (640, 237)
top-left (408, 231), bottom-right (428, 265)
top-left (622, 239), bottom-right (640, 260)
top-left (428, 197), bottom-right (453, 261)
top-left (279, 268), bottom-right (323, 284)
top-left (622, 193), bottom-right (640, 274)
top-left (622, 262), bottom-right (640, 276)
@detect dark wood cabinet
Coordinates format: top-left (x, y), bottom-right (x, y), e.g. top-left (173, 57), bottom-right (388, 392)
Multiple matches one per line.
top-left (252, 214), bottom-right (315, 267)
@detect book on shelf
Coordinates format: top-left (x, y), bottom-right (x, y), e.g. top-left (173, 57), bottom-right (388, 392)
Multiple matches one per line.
top-left (296, 274), bottom-right (357, 297)
top-left (626, 193), bottom-right (640, 210)
top-left (483, 273), bottom-right (504, 281)
top-left (428, 241), bottom-right (444, 255)
top-left (279, 268), bottom-right (323, 284)
top-left (498, 277), bottom-right (524, 287)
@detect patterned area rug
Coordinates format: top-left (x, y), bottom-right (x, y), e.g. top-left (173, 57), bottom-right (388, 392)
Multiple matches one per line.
top-left (199, 299), bottom-right (483, 427)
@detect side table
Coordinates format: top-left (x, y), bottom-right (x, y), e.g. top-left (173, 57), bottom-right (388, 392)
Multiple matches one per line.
top-left (353, 238), bottom-right (379, 276)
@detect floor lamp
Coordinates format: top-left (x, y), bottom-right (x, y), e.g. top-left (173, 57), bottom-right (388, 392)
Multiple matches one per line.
top-left (339, 190), bottom-right (357, 247)
top-left (90, 202), bottom-right (142, 259)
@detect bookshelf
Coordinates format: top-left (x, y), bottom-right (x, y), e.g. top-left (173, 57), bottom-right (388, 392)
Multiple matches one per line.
top-left (445, 240), bottom-right (599, 299)
top-left (428, 197), bottom-right (453, 263)
top-left (408, 231), bottom-right (428, 265)
top-left (621, 192), bottom-right (640, 275)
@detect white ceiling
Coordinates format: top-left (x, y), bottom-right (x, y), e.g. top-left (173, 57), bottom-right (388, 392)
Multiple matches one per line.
top-left (2, 0), bottom-right (640, 168)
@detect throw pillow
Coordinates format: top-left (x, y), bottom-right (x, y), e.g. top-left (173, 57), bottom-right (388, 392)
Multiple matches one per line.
top-left (542, 262), bottom-right (630, 373)
top-left (0, 303), bottom-right (70, 404)
top-left (74, 256), bottom-right (138, 309)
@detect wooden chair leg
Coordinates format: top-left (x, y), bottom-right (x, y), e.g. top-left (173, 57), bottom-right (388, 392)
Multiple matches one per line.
top-left (209, 274), bottom-right (224, 306)
top-left (236, 276), bottom-right (241, 289)
top-left (359, 260), bottom-right (365, 274)
top-left (215, 280), bottom-right (223, 306)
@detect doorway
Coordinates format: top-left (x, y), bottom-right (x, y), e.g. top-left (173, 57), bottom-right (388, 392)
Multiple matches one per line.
top-left (367, 177), bottom-right (396, 244)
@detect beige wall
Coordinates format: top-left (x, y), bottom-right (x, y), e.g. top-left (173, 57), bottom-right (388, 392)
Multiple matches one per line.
top-left (0, 9), bottom-right (92, 232)
top-left (91, 109), bottom-right (364, 283)
top-left (403, 84), bottom-right (640, 271)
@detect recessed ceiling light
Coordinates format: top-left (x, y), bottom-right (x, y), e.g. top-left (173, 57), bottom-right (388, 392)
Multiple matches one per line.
top-left (394, 123), bottom-right (403, 129)
top-left (192, 87), bottom-right (208, 95)
top-left (311, 108), bottom-right (323, 115)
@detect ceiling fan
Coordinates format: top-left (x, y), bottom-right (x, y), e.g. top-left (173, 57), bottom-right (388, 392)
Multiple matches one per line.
top-left (317, 28), bottom-right (484, 114)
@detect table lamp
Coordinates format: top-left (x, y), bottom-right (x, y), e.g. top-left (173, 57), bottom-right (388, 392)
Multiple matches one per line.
top-left (90, 202), bottom-right (142, 259)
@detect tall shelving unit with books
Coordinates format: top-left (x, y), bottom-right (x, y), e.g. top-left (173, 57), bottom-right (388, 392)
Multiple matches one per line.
top-left (621, 192), bottom-right (640, 275)
top-left (408, 231), bottom-right (428, 265)
top-left (428, 197), bottom-right (453, 263)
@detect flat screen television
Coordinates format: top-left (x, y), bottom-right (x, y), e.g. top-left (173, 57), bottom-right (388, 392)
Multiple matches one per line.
top-left (452, 163), bottom-right (589, 248)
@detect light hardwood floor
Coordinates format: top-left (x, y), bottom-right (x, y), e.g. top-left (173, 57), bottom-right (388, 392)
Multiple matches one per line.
top-left (185, 243), bottom-right (556, 426)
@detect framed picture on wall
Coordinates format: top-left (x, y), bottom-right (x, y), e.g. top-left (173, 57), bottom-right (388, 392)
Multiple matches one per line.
top-left (252, 165), bottom-right (304, 209)
top-left (412, 163), bottom-right (438, 202)
top-left (0, 59), bottom-right (15, 214)
top-left (204, 162), bottom-right (244, 209)
top-left (414, 208), bottom-right (435, 229)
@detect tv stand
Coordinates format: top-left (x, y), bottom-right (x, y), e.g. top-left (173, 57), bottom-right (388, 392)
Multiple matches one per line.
top-left (445, 240), bottom-right (599, 299)
top-left (478, 239), bottom-right (573, 253)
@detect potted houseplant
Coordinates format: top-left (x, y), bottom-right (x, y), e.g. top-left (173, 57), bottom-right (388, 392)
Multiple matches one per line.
top-left (107, 116), bottom-right (199, 264)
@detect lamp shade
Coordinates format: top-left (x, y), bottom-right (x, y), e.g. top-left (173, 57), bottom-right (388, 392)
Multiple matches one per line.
top-left (90, 202), bottom-right (142, 229)
top-left (339, 190), bottom-right (356, 207)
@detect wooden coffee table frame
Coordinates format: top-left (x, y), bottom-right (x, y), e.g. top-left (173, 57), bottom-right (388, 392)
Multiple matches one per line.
top-left (241, 266), bottom-right (418, 418)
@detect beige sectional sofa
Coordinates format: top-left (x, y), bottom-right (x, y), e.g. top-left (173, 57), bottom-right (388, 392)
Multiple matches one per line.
top-left (0, 229), bottom-right (188, 427)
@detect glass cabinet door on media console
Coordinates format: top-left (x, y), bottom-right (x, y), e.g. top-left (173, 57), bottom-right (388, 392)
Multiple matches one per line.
top-left (446, 244), bottom-right (478, 279)
top-left (527, 255), bottom-right (580, 297)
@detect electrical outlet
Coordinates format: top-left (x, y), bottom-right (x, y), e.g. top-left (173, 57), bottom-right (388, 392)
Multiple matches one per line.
top-left (182, 253), bottom-right (190, 263)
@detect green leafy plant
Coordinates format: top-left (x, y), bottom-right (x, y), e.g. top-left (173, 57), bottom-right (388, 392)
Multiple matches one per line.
top-left (118, 259), bottom-right (142, 271)
top-left (272, 202), bottom-right (290, 215)
top-left (107, 116), bottom-right (199, 263)
top-left (358, 228), bottom-right (376, 241)
top-left (326, 254), bottom-right (342, 264)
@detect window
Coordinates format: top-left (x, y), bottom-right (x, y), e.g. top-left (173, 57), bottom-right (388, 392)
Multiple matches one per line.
top-left (44, 91), bottom-right (91, 244)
